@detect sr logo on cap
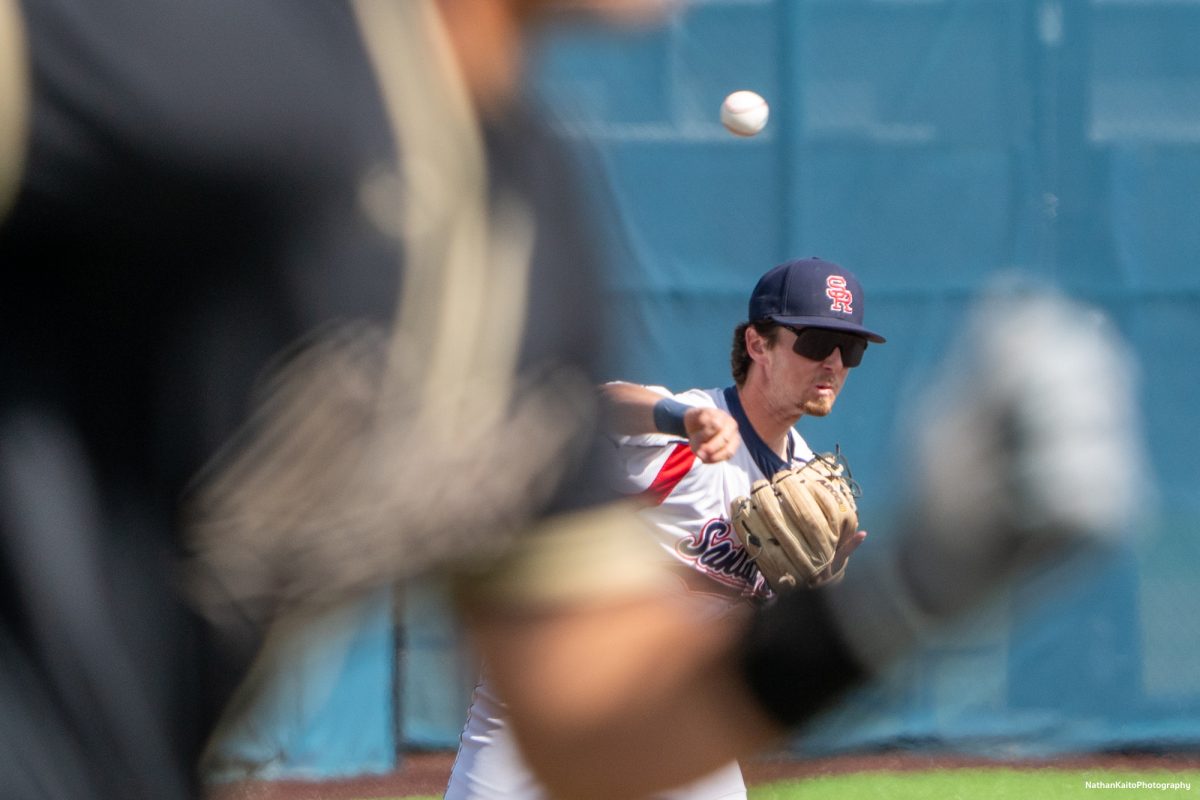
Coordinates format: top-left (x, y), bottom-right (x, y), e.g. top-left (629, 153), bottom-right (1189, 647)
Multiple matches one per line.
top-left (826, 275), bottom-right (853, 314)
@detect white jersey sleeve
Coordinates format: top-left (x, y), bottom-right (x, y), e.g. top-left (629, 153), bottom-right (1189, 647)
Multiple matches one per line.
top-left (604, 383), bottom-right (716, 452)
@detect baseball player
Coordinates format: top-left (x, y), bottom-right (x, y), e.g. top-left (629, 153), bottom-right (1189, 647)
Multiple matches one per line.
top-left (445, 256), bottom-right (883, 799)
top-left (603, 256), bottom-right (884, 598)
top-left (602, 256), bottom-right (882, 796)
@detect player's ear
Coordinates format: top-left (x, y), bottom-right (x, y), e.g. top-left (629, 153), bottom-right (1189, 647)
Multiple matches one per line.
top-left (746, 324), bottom-right (771, 362)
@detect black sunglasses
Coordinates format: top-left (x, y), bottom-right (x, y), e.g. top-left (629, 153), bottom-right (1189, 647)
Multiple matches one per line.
top-left (782, 326), bottom-right (868, 367)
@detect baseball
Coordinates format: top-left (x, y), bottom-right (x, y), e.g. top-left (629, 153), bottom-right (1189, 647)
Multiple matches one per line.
top-left (720, 90), bottom-right (769, 137)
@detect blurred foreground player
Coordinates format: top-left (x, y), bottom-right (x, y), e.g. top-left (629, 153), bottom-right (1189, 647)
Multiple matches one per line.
top-left (0, 1), bottom-right (679, 798)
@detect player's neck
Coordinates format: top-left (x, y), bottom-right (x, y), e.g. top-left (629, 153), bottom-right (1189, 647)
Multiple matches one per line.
top-left (734, 383), bottom-right (796, 461)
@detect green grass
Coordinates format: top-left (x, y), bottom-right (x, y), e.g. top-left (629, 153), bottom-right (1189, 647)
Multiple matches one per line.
top-left (748, 769), bottom-right (1200, 799)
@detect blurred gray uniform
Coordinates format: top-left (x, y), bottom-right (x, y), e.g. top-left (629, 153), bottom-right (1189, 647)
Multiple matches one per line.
top-left (0, 2), bottom-right (628, 798)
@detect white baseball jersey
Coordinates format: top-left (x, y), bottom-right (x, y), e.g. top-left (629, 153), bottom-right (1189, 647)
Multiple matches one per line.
top-left (609, 384), bottom-right (814, 606)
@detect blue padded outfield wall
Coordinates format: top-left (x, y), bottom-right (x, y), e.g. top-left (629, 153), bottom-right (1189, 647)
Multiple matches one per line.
top-left (212, 0), bottom-right (1200, 778)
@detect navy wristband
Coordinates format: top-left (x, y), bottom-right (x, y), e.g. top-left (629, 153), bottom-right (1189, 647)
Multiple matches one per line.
top-left (652, 398), bottom-right (690, 438)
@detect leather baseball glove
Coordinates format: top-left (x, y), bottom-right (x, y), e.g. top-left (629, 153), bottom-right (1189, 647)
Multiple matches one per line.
top-left (731, 452), bottom-right (859, 592)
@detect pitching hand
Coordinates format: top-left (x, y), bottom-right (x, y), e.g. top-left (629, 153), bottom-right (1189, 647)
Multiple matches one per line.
top-left (684, 407), bottom-right (741, 463)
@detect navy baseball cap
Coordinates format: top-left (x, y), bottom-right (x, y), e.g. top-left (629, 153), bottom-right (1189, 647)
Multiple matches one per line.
top-left (748, 257), bottom-right (886, 343)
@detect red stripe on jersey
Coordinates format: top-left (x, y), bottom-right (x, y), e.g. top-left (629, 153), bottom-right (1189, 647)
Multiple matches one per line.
top-left (639, 442), bottom-right (697, 506)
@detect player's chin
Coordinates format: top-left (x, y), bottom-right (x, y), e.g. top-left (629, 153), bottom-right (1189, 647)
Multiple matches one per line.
top-left (802, 397), bottom-right (836, 417)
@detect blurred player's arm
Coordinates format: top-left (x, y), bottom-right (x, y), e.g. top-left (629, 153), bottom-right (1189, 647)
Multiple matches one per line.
top-left (600, 381), bottom-right (740, 463)
top-left (468, 592), bottom-right (786, 800)
top-left (462, 514), bottom-right (867, 800)
top-left (460, 508), bottom-right (789, 800)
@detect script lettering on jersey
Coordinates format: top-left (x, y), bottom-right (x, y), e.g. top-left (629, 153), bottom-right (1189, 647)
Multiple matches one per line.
top-left (676, 518), bottom-right (758, 584)
top-left (826, 275), bottom-right (854, 313)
